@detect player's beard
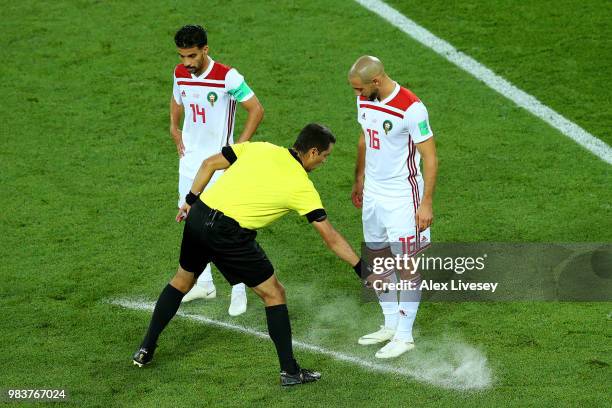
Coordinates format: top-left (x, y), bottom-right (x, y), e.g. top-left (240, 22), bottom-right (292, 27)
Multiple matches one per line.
top-left (186, 64), bottom-right (199, 74)
top-left (368, 89), bottom-right (379, 102)
top-left (186, 57), bottom-right (204, 75)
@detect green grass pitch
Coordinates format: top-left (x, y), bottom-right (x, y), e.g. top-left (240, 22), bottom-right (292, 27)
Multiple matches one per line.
top-left (1, 0), bottom-right (610, 406)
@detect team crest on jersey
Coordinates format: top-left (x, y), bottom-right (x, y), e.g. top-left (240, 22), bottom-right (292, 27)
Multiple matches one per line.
top-left (181, 90), bottom-right (186, 97)
top-left (383, 120), bottom-right (393, 134)
top-left (361, 112), bottom-right (366, 120)
top-left (207, 91), bottom-right (218, 107)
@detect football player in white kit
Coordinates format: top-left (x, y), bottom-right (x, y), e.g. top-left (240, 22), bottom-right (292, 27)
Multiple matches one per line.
top-left (171, 25), bottom-right (264, 316)
top-left (348, 56), bottom-right (438, 358)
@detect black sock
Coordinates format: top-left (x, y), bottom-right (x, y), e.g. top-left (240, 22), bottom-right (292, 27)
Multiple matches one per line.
top-left (265, 304), bottom-right (299, 374)
top-left (142, 284), bottom-right (185, 349)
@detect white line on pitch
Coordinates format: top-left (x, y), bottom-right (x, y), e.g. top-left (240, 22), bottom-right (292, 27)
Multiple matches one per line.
top-left (355, 0), bottom-right (612, 165)
top-left (110, 298), bottom-right (491, 390)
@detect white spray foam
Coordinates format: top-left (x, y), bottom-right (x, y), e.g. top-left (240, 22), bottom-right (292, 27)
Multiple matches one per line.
top-left (109, 298), bottom-right (492, 390)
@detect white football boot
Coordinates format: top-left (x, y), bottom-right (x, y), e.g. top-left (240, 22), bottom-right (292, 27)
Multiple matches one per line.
top-left (358, 326), bottom-right (396, 345)
top-left (228, 284), bottom-right (247, 316)
top-left (375, 339), bottom-right (415, 359)
top-left (181, 281), bottom-right (217, 303)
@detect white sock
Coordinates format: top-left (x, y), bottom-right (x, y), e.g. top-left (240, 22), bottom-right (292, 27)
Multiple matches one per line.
top-left (231, 282), bottom-right (246, 295)
top-left (395, 277), bottom-right (421, 342)
top-left (196, 264), bottom-right (213, 287)
top-left (377, 271), bottom-right (399, 329)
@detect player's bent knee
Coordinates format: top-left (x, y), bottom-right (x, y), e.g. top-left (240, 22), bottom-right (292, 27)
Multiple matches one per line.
top-left (260, 285), bottom-right (285, 305)
top-left (252, 276), bottom-right (286, 305)
top-left (170, 278), bottom-right (193, 294)
top-left (170, 266), bottom-right (197, 293)
top-left (273, 283), bottom-right (286, 303)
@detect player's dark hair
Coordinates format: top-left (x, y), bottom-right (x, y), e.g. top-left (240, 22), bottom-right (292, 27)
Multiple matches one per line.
top-left (175, 25), bottom-right (208, 48)
top-left (293, 123), bottom-right (336, 154)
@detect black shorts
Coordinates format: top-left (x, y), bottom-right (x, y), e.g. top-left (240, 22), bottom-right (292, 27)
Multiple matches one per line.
top-left (179, 200), bottom-right (274, 288)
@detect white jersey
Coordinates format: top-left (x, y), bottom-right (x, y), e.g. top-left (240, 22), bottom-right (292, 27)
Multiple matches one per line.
top-left (173, 57), bottom-right (254, 178)
top-left (357, 83), bottom-right (433, 200)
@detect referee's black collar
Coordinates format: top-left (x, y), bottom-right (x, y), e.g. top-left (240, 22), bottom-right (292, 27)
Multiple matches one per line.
top-left (288, 149), bottom-right (302, 166)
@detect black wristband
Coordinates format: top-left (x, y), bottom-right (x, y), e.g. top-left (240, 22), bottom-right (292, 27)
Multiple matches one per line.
top-left (185, 191), bottom-right (199, 206)
top-left (221, 145), bottom-right (237, 164)
top-left (352, 260), bottom-right (362, 278)
top-left (305, 208), bottom-right (327, 223)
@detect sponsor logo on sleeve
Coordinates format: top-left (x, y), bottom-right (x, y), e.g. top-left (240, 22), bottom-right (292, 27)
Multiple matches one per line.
top-left (418, 120), bottom-right (430, 136)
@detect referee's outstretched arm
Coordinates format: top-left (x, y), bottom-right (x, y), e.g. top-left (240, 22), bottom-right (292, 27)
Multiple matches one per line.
top-left (177, 152), bottom-right (230, 220)
top-left (312, 218), bottom-right (362, 274)
top-left (190, 152), bottom-right (230, 195)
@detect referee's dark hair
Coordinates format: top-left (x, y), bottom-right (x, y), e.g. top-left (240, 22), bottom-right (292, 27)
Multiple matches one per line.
top-left (175, 25), bottom-right (208, 48)
top-left (293, 123), bottom-right (336, 154)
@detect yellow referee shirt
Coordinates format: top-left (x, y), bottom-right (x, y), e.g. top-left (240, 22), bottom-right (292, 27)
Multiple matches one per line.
top-left (201, 142), bottom-right (324, 230)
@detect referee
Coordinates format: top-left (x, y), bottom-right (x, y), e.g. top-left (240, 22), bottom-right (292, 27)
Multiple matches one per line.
top-left (133, 123), bottom-right (362, 386)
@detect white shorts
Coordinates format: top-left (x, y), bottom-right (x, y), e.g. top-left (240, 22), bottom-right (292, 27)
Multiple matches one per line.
top-left (178, 170), bottom-right (223, 207)
top-left (362, 192), bottom-right (431, 255)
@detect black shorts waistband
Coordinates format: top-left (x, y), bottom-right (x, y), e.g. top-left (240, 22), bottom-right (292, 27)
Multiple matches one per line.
top-left (197, 199), bottom-right (249, 231)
